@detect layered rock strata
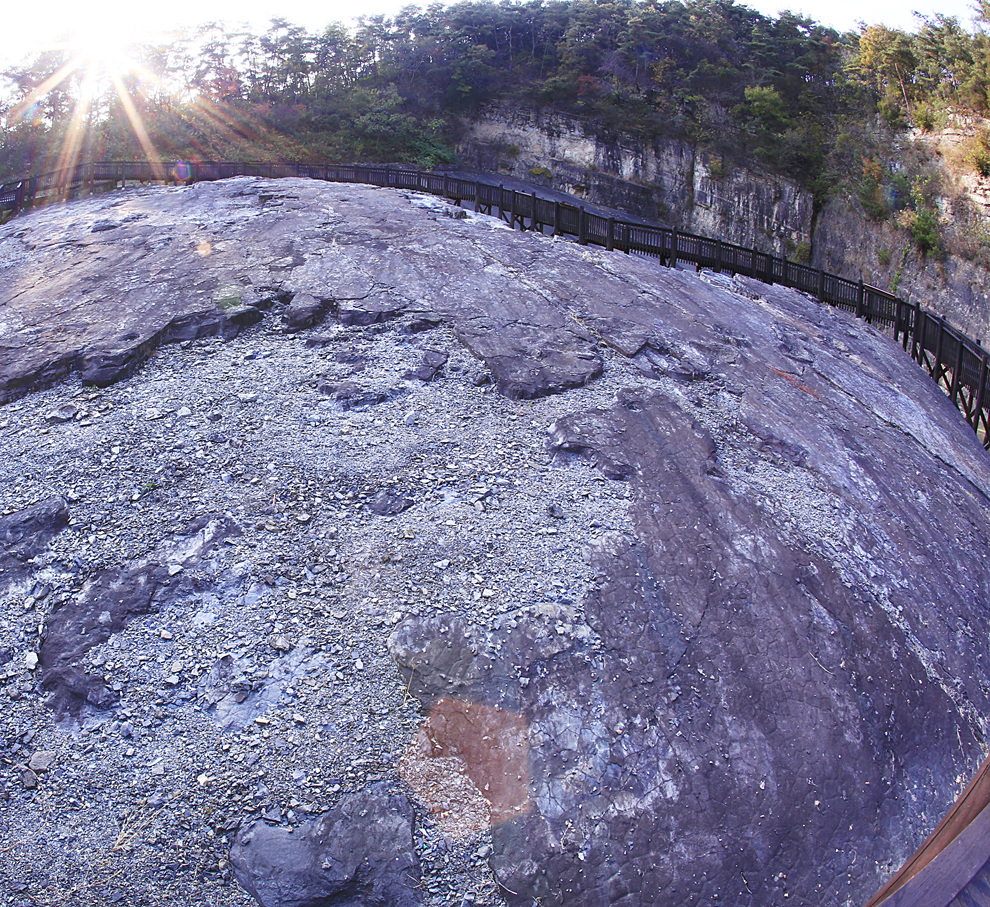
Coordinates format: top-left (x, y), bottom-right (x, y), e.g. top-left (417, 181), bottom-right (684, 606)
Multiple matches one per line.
top-left (0, 178), bottom-right (987, 907)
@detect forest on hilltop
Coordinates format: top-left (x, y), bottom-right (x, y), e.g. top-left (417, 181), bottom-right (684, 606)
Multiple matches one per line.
top-left (3, 0), bottom-right (990, 248)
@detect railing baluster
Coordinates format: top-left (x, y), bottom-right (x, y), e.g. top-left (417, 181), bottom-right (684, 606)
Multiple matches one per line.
top-left (3, 158), bottom-right (988, 446)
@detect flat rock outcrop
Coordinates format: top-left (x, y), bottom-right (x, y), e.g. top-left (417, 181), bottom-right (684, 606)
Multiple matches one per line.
top-left (231, 784), bottom-right (421, 907)
top-left (0, 177), bottom-right (988, 907)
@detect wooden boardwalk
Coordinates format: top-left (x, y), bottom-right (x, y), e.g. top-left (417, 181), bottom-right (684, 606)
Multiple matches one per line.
top-left (2, 159), bottom-right (989, 449)
top-left (867, 756), bottom-right (990, 907)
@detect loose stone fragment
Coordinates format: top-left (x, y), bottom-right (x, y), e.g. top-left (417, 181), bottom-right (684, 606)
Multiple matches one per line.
top-left (27, 751), bottom-right (56, 772)
top-left (231, 785), bottom-right (421, 907)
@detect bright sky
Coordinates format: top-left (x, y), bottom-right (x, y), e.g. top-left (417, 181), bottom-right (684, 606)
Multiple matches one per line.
top-left (0, 0), bottom-right (983, 71)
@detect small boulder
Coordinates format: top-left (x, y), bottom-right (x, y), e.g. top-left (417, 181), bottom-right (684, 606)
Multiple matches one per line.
top-left (404, 349), bottom-right (448, 382)
top-left (230, 784), bottom-right (422, 907)
top-left (283, 293), bottom-right (332, 332)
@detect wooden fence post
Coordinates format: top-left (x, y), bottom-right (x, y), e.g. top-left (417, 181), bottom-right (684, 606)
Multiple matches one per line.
top-left (670, 229), bottom-right (678, 268)
top-left (553, 201), bottom-right (561, 236)
top-left (933, 318), bottom-right (946, 385)
top-left (975, 352), bottom-right (989, 436)
top-left (474, 182), bottom-right (481, 213)
top-left (715, 238), bottom-right (723, 273)
top-left (918, 309), bottom-right (929, 365)
top-left (951, 336), bottom-right (965, 404)
top-left (856, 280), bottom-right (865, 318)
top-left (817, 268), bottom-right (826, 302)
top-left (607, 217), bottom-right (615, 251)
top-left (578, 207), bottom-right (587, 244)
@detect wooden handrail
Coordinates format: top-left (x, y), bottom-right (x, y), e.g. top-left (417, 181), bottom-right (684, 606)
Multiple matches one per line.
top-left (2, 158), bottom-right (989, 449)
top-left (865, 755), bottom-right (990, 906)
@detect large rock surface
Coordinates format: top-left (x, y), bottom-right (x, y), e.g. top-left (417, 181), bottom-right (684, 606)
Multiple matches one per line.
top-left (0, 177), bottom-right (988, 907)
top-left (230, 784), bottom-right (421, 907)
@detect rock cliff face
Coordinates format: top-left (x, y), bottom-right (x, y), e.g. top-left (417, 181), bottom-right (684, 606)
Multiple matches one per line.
top-left (458, 105), bottom-right (990, 343)
top-left (1, 177), bottom-right (989, 907)
top-left (812, 195), bottom-right (990, 343)
top-left (457, 105), bottom-right (815, 255)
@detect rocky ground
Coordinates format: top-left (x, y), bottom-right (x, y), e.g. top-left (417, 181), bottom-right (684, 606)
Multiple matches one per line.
top-left (1, 178), bottom-right (989, 907)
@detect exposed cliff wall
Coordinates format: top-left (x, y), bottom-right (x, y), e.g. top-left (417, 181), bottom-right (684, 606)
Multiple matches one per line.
top-left (811, 120), bottom-right (990, 344)
top-left (812, 196), bottom-right (990, 344)
top-left (457, 106), bottom-right (814, 256)
top-left (459, 106), bottom-right (990, 343)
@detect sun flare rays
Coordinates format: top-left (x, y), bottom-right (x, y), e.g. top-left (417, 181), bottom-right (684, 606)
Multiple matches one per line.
top-left (5, 24), bottom-right (298, 188)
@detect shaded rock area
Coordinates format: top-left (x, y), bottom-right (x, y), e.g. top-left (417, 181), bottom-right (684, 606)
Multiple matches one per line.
top-left (39, 514), bottom-right (241, 716)
top-left (0, 497), bottom-right (69, 588)
top-left (0, 178), bottom-right (989, 907)
top-left (230, 784), bottom-right (421, 907)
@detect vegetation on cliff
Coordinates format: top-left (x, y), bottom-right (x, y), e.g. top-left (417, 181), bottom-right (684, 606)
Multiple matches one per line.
top-left (3, 0), bottom-right (990, 252)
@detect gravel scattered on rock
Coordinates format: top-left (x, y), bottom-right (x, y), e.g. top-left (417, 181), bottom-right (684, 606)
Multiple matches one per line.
top-left (1, 178), bottom-right (989, 907)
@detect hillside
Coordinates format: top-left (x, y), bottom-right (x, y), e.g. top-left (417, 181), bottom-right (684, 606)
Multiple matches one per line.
top-left (5, 0), bottom-right (990, 343)
top-left (1, 177), bottom-right (989, 906)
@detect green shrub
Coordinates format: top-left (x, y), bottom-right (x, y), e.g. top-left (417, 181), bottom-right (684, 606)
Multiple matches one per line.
top-left (878, 96), bottom-right (907, 129)
top-left (914, 101), bottom-right (936, 133)
top-left (889, 172), bottom-right (912, 210)
top-left (899, 208), bottom-right (942, 256)
top-left (529, 166), bottom-right (552, 180)
top-left (878, 247), bottom-right (891, 267)
top-left (793, 241), bottom-right (811, 264)
top-left (858, 158), bottom-right (889, 221)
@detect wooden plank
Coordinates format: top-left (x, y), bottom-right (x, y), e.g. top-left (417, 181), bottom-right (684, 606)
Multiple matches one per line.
top-left (868, 757), bottom-right (990, 907)
top-left (870, 802), bottom-right (990, 907)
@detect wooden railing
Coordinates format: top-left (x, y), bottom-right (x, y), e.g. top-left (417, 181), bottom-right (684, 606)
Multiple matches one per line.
top-left (2, 159), bottom-right (988, 449)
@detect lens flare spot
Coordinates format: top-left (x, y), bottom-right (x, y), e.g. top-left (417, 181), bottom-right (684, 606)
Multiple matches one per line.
top-left (21, 103), bottom-right (44, 126)
top-left (399, 697), bottom-right (531, 841)
top-left (172, 161), bottom-right (191, 182)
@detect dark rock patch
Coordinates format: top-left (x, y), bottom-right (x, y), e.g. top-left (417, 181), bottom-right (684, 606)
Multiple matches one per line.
top-left (0, 498), bottom-right (70, 587)
top-left (283, 292), bottom-right (334, 333)
top-left (404, 349), bottom-right (448, 382)
top-left (317, 380), bottom-right (406, 412)
top-left (368, 487), bottom-right (415, 516)
top-left (400, 315), bottom-right (443, 334)
top-left (454, 324), bottom-right (603, 400)
top-left (230, 784), bottom-right (422, 907)
top-left (39, 514), bottom-right (241, 716)
top-left (336, 297), bottom-right (408, 327)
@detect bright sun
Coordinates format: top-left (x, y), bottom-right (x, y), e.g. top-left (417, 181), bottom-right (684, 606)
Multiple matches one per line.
top-left (65, 25), bottom-right (141, 99)
top-left (10, 21), bottom-right (167, 181)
